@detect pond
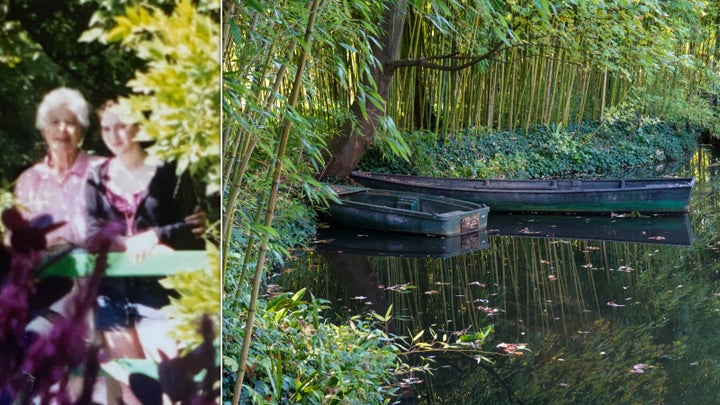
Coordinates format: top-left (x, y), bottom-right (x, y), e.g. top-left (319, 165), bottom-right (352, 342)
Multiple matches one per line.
top-left (277, 146), bottom-right (720, 404)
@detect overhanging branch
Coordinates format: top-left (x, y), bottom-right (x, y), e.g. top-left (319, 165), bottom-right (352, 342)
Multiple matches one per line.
top-left (388, 41), bottom-right (507, 71)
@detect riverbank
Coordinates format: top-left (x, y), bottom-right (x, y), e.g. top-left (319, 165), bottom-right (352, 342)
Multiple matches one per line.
top-left (358, 118), bottom-right (700, 180)
top-left (224, 117), bottom-right (705, 403)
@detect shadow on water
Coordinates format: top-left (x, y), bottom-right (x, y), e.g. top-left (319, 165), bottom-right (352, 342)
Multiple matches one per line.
top-left (279, 146), bottom-right (720, 404)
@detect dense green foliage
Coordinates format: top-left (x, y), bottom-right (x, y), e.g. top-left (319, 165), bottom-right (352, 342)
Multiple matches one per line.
top-left (223, 0), bottom-right (719, 403)
top-left (224, 288), bottom-right (401, 404)
top-left (359, 118), bottom-right (699, 179)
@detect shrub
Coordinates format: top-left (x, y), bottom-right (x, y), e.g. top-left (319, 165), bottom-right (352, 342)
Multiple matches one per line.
top-left (224, 287), bottom-right (401, 404)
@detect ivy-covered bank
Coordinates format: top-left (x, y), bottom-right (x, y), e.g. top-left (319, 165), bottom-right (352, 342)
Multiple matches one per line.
top-left (223, 117), bottom-right (702, 404)
top-left (359, 117), bottom-right (700, 179)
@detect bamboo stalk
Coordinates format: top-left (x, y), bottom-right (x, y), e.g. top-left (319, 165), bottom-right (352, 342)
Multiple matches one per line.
top-left (232, 0), bottom-right (322, 401)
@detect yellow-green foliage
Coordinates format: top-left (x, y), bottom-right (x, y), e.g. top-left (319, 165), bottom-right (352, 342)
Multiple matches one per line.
top-left (95, 0), bottom-right (221, 196)
top-left (0, 189), bottom-right (16, 236)
top-left (81, 0), bottom-right (221, 350)
top-left (159, 242), bottom-right (221, 349)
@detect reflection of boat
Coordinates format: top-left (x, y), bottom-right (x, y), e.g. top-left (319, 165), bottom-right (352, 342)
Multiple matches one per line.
top-left (350, 171), bottom-right (695, 214)
top-left (323, 185), bottom-right (489, 236)
top-left (315, 226), bottom-right (489, 258)
top-left (488, 214), bottom-right (695, 246)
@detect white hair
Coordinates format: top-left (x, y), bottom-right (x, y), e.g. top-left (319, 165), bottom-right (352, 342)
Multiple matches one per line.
top-left (35, 87), bottom-right (90, 130)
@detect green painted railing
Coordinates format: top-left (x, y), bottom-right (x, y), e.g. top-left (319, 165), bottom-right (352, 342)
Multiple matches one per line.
top-left (42, 250), bottom-right (209, 278)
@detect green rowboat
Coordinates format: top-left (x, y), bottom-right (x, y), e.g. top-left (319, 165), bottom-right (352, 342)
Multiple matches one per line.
top-left (350, 171), bottom-right (695, 215)
top-left (324, 185), bottom-right (489, 236)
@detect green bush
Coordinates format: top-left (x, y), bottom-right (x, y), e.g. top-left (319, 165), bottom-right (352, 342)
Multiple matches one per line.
top-left (224, 287), bottom-right (401, 404)
top-left (358, 119), bottom-right (697, 179)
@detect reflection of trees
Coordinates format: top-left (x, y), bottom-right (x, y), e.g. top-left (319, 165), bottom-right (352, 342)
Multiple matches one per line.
top-left (365, 237), bottom-right (683, 403)
top-left (321, 252), bottom-right (392, 331)
top-left (280, 162), bottom-right (720, 403)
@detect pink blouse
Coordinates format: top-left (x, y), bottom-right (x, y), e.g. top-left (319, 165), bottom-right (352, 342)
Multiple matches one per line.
top-left (103, 176), bottom-right (144, 237)
top-left (14, 151), bottom-right (105, 247)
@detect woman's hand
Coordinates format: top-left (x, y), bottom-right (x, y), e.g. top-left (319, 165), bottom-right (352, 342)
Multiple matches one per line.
top-left (125, 230), bottom-right (160, 263)
top-left (184, 205), bottom-right (207, 238)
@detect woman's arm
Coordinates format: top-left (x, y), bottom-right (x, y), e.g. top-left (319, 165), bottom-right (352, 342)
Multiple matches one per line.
top-left (84, 166), bottom-right (105, 246)
top-left (139, 163), bottom-right (205, 250)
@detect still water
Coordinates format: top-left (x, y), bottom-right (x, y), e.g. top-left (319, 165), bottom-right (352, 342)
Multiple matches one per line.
top-left (278, 147), bottom-right (720, 404)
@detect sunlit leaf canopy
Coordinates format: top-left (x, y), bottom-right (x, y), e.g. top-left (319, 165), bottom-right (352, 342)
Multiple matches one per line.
top-left (86, 0), bottom-right (221, 196)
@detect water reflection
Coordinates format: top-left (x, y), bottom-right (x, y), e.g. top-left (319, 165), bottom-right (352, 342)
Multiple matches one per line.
top-left (279, 147), bottom-right (720, 403)
top-left (315, 226), bottom-right (490, 258)
top-left (489, 213), bottom-right (695, 246)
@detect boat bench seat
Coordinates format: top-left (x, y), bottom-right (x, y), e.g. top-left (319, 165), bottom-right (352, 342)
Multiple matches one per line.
top-left (474, 183), bottom-right (559, 190)
top-left (396, 197), bottom-right (420, 211)
top-left (473, 179), bottom-right (561, 190)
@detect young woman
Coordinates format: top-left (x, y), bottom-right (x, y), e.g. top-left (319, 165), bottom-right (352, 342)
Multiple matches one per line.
top-left (86, 100), bottom-right (207, 362)
top-left (86, 100), bottom-right (206, 257)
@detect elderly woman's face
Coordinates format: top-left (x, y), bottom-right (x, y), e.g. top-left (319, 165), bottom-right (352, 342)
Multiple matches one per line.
top-left (42, 106), bottom-right (83, 154)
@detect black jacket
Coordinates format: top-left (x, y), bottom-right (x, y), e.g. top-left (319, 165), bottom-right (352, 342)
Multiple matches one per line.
top-left (85, 160), bottom-right (203, 250)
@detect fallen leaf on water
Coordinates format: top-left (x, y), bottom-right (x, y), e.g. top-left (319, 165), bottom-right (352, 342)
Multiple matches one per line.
top-left (386, 283), bottom-right (412, 291)
top-left (630, 363), bottom-right (652, 374)
top-left (477, 305), bottom-right (501, 316)
top-left (496, 342), bottom-right (528, 355)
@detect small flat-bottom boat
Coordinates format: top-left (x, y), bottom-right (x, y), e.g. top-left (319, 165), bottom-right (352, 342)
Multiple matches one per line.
top-left (350, 171), bottom-right (695, 215)
top-left (322, 185), bottom-right (489, 236)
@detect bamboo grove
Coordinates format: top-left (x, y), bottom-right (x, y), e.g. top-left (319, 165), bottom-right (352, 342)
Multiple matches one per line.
top-left (222, 0), bottom-right (720, 401)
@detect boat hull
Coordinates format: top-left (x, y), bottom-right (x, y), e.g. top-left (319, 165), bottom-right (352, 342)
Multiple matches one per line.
top-left (325, 186), bottom-right (489, 236)
top-left (350, 171), bottom-right (695, 214)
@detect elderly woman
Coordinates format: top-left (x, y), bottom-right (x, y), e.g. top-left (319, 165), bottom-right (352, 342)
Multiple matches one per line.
top-left (14, 87), bottom-right (104, 248)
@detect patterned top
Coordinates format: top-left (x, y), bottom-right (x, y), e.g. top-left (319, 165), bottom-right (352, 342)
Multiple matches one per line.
top-left (85, 160), bottom-right (203, 251)
top-left (14, 151), bottom-right (105, 247)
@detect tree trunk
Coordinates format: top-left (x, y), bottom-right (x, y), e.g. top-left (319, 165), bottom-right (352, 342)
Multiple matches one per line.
top-left (321, 0), bottom-right (408, 179)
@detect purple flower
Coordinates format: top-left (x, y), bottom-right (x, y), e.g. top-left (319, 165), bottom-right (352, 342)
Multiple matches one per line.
top-left (0, 209), bottom-right (120, 402)
top-left (2, 208), bottom-right (65, 254)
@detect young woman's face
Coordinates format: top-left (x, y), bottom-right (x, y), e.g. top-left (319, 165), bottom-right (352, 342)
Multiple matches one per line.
top-left (100, 109), bottom-right (141, 157)
top-left (42, 106), bottom-right (83, 155)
